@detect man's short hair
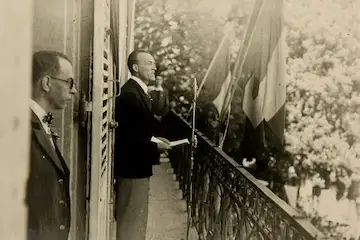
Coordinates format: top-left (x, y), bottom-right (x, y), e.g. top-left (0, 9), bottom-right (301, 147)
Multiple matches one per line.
top-left (32, 51), bottom-right (71, 85)
top-left (127, 49), bottom-right (150, 75)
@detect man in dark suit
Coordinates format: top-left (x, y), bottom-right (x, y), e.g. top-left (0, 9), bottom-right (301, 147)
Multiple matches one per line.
top-left (26, 51), bottom-right (76, 240)
top-left (148, 75), bottom-right (170, 121)
top-left (114, 50), bottom-right (170, 240)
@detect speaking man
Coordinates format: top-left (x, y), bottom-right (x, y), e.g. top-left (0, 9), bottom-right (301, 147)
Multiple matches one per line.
top-left (114, 50), bottom-right (171, 240)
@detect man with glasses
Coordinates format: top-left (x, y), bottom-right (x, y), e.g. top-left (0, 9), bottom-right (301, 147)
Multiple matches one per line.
top-left (114, 50), bottom-right (171, 240)
top-left (26, 51), bottom-right (76, 240)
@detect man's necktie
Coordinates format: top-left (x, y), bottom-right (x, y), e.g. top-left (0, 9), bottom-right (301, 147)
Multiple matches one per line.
top-left (43, 112), bottom-right (53, 125)
top-left (51, 131), bottom-right (60, 143)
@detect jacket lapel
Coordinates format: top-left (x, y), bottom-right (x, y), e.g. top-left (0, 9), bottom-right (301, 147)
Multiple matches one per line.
top-left (129, 79), bottom-right (152, 111)
top-left (31, 112), bottom-right (66, 174)
top-left (52, 134), bottom-right (70, 174)
top-left (141, 90), bottom-right (152, 111)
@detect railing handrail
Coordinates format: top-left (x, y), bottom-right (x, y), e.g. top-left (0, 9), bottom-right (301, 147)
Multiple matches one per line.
top-left (169, 110), bottom-right (325, 239)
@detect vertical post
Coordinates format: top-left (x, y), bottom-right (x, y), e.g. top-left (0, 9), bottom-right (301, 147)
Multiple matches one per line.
top-left (186, 77), bottom-right (197, 240)
top-left (125, 0), bottom-right (136, 80)
top-left (127, 0), bottom-right (136, 54)
top-left (88, 0), bottom-right (104, 238)
top-left (118, 0), bottom-right (129, 87)
top-left (0, 1), bottom-right (33, 239)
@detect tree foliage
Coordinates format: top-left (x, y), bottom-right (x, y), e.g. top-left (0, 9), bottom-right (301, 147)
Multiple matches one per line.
top-left (135, 0), bottom-right (225, 112)
top-left (283, 0), bottom-right (360, 236)
top-left (285, 0), bottom-right (360, 180)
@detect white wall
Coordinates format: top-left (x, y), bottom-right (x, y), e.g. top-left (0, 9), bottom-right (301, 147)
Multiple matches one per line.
top-left (0, 1), bottom-right (33, 239)
top-left (32, 1), bottom-right (83, 238)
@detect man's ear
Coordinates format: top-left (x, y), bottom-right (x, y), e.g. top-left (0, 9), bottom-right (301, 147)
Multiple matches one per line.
top-left (132, 64), bottom-right (138, 73)
top-left (41, 75), bottom-right (51, 92)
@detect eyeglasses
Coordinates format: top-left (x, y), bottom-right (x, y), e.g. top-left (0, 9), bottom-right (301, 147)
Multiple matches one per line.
top-left (51, 76), bottom-right (75, 89)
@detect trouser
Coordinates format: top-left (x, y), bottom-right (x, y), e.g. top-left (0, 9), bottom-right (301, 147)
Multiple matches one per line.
top-left (115, 177), bottom-right (150, 240)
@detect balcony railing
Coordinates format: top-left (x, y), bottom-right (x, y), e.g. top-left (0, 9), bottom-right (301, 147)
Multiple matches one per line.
top-left (163, 111), bottom-right (325, 240)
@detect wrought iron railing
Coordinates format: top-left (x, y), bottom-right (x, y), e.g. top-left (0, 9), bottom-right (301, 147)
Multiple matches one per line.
top-left (163, 111), bottom-right (325, 240)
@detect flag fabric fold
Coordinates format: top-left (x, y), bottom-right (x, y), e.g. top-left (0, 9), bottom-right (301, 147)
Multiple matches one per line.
top-left (212, 71), bottom-right (232, 116)
top-left (235, 0), bottom-right (286, 157)
top-left (196, 22), bottom-right (233, 104)
top-left (195, 22), bottom-right (234, 147)
top-left (196, 0), bottom-right (286, 153)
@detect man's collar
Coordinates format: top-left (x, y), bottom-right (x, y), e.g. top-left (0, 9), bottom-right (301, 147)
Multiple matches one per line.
top-left (30, 99), bottom-right (47, 120)
top-left (153, 85), bottom-right (163, 92)
top-left (131, 76), bottom-right (148, 94)
top-left (148, 85), bottom-right (164, 92)
top-left (30, 99), bottom-right (51, 134)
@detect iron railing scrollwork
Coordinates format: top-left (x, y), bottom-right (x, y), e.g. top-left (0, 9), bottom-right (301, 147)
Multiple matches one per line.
top-left (163, 110), bottom-right (326, 240)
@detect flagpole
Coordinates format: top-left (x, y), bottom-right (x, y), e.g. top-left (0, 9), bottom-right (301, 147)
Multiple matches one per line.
top-left (185, 22), bottom-right (233, 118)
top-left (215, 1), bottom-right (265, 148)
top-left (186, 76), bottom-right (197, 240)
top-left (196, 23), bottom-right (232, 97)
top-left (218, 105), bottom-right (231, 148)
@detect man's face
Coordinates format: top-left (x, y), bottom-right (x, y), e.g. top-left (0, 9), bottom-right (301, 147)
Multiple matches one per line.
top-left (155, 76), bottom-right (163, 86)
top-left (207, 110), bottom-right (219, 129)
top-left (47, 57), bottom-right (76, 110)
top-left (135, 52), bottom-right (156, 83)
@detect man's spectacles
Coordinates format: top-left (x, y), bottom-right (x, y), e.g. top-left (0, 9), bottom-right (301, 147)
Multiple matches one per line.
top-left (51, 76), bottom-right (75, 89)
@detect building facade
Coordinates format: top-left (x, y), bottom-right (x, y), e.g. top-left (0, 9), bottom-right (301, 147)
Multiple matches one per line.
top-left (0, 0), bottom-right (135, 239)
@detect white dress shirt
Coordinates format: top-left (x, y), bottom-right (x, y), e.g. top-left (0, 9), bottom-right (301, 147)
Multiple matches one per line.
top-left (131, 75), bottom-right (148, 94)
top-left (148, 85), bottom-right (163, 92)
top-left (30, 99), bottom-right (55, 148)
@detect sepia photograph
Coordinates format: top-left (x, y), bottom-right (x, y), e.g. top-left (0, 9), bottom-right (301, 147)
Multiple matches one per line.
top-left (0, 0), bottom-right (359, 239)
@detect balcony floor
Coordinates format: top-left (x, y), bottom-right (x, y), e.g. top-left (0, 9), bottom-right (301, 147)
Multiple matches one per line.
top-left (146, 161), bottom-right (188, 240)
top-left (111, 158), bottom-right (198, 240)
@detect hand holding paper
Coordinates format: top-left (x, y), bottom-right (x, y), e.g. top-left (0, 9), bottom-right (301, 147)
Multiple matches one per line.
top-left (151, 136), bottom-right (165, 144)
top-left (151, 137), bottom-right (171, 153)
top-left (169, 138), bottom-right (190, 147)
top-left (151, 137), bottom-right (190, 148)
top-left (157, 137), bottom-right (170, 145)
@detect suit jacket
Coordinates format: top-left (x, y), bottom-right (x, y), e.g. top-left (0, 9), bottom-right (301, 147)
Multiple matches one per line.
top-left (149, 87), bottom-right (169, 117)
top-left (26, 111), bottom-right (71, 240)
top-left (114, 78), bottom-right (160, 179)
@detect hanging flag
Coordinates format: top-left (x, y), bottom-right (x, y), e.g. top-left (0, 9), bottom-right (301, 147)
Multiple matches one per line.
top-left (212, 71), bottom-right (232, 117)
top-left (212, 70), bottom-right (232, 149)
top-left (229, 0), bottom-right (286, 158)
top-left (194, 22), bottom-right (234, 145)
top-left (196, 22), bottom-right (233, 106)
top-left (216, 0), bottom-right (264, 151)
top-left (244, 0), bottom-right (285, 157)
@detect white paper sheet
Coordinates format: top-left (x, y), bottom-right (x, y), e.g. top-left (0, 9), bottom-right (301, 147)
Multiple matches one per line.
top-left (151, 136), bottom-right (163, 144)
top-left (169, 138), bottom-right (190, 147)
top-left (151, 137), bottom-right (190, 147)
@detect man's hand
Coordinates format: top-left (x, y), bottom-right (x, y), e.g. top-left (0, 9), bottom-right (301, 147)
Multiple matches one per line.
top-left (192, 135), bottom-right (198, 149)
top-left (154, 115), bottom-right (162, 122)
top-left (242, 158), bottom-right (257, 169)
top-left (157, 141), bottom-right (171, 153)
